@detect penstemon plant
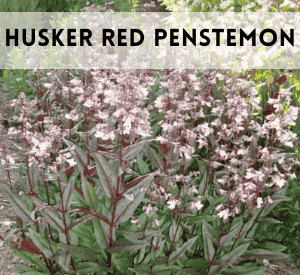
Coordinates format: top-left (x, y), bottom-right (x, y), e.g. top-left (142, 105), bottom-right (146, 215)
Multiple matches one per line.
top-left (0, 68), bottom-right (299, 275)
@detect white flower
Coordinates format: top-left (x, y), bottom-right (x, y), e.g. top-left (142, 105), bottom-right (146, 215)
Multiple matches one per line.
top-left (66, 158), bottom-right (77, 167)
top-left (152, 219), bottom-right (160, 226)
top-left (84, 99), bottom-right (94, 108)
top-left (131, 217), bottom-right (141, 227)
top-left (267, 196), bottom-right (273, 204)
top-left (274, 177), bottom-right (285, 188)
top-left (123, 117), bottom-right (132, 135)
top-left (44, 83), bottom-right (54, 89)
top-left (195, 200), bottom-right (203, 210)
top-left (235, 115), bottom-right (243, 124)
top-left (156, 136), bottom-right (169, 143)
top-left (217, 209), bottom-right (230, 220)
top-left (167, 199), bottom-right (179, 210)
top-left (190, 186), bottom-right (198, 194)
top-left (257, 197), bottom-right (263, 208)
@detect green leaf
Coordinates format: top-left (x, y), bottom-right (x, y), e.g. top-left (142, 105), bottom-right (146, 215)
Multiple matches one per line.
top-left (144, 146), bottom-right (164, 170)
top-left (105, 239), bottom-right (150, 254)
top-left (115, 174), bottom-right (155, 225)
top-left (185, 258), bottom-right (209, 274)
top-left (240, 215), bottom-right (258, 239)
top-left (58, 252), bottom-right (71, 272)
top-left (222, 262), bottom-right (267, 275)
top-left (135, 246), bottom-right (146, 265)
top-left (62, 177), bottom-right (74, 211)
top-left (183, 214), bottom-right (218, 225)
top-left (260, 242), bottom-right (287, 252)
top-left (15, 263), bottom-right (33, 273)
top-left (92, 152), bottom-right (117, 198)
top-left (257, 216), bottom-right (282, 224)
top-left (152, 264), bottom-right (181, 273)
top-left (169, 236), bottom-right (198, 262)
top-left (43, 208), bottom-right (65, 233)
top-left (114, 253), bottom-right (135, 273)
top-left (76, 262), bottom-right (101, 274)
top-left (137, 154), bottom-right (150, 174)
top-left (10, 245), bottom-right (48, 273)
top-left (129, 265), bottom-right (152, 275)
top-left (219, 220), bottom-right (243, 246)
top-left (198, 172), bottom-right (208, 196)
top-left (241, 249), bottom-right (289, 260)
top-left (92, 217), bottom-right (108, 261)
top-left (123, 140), bottom-right (149, 161)
top-left (206, 196), bottom-right (227, 213)
top-left (202, 222), bottom-right (215, 264)
top-left (28, 229), bottom-right (53, 259)
top-left (67, 214), bottom-right (93, 230)
top-left (81, 175), bottom-right (98, 211)
top-left (69, 208), bottom-right (111, 225)
top-left (21, 272), bottom-right (48, 275)
top-left (207, 264), bottom-right (222, 275)
top-left (169, 217), bottom-right (182, 243)
top-left (58, 243), bottom-right (99, 262)
top-left (1, 184), bottom-right (34, 226)
top-left (216, 243), bottom-right (250, 265)
top-left (64, 139), bottom-right (87, 172)
top-left (29, 162), bottom-right (42, 193)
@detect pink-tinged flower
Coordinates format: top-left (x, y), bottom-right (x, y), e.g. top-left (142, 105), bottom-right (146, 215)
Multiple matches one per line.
top-left (95, 131), bottom-right (115, 141)
top-left (44, 83), bottom-right (54, 89)
top-left (219, 188), bottom-right (228, 196)
top-left (143, 204), bottom-right (157, 216)
top-left (190, 186), bottom-right (198, 194)
top-left (257, 197), bottom-right (263, 208)
top-left (234, 206), bottom-right (240, 214)
top-left (215, 204), bottom-right (224, 212)
top-left (152, 219), bottom-right (161, 226)
top-left (66, 158), bottom-right (77, 167)
top-left (156, 136), bottom-right (169, 143)
top-left (219, 150), bottom-right (228, 159)
top-left (267, 196), bottom-right (273, 204)
top-left (167, 199), bottom-right (179, 210)
top-left (235, 115), bottom-right (243, 124)
top-left (217, 209), bottom-right (230, 220)
top-left (131, 217), bottom-right (141, 228)
top-left (84, 98), bottom-right (94, 108)
top-left (272, 176), bottom-right (285, 188)
top-left (194, 200), bottom-right (204, 210)
top-left (189, 202), bottom-right (196, 210)
top-left (123, 117), bottom-right (132, 135)
top-left (70, 78), bottom-right (82, 86)
top-left (290, 173), bottom-right (296, 180)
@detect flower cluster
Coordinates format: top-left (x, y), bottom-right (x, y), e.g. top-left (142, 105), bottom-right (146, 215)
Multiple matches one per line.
top-left (2, 69), bottom-right (299, 224)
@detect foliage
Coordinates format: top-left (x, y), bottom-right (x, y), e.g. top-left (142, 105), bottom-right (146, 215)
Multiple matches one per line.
top-left (0, 68), bottom-right (299, 275)
top-left (158, 0), bottom-right (300, 12)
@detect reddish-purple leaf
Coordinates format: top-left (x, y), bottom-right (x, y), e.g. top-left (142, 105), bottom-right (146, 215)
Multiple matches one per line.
top-left (83, 166), bottom-right (97, 177)
top-left (124, 175), bottom-right (147, 190)
top-left (18, 238), bottom-right (41, 254)
top-left (1, 184), bottom-right (34, 226)
top-left (69, 208), bottom-right (111, 225)
top-left (65, 166), bottom-right (74, 179)
top-left (74, 185), bottom-right (84, 196)
top-left (159, 142), bottom-right (171, 155)
top-left (275, 75), bottom-right (287, 85)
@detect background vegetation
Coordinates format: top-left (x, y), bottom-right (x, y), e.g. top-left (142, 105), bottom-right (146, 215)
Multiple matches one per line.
top-left (0, 0), bottom-right (300, 273)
